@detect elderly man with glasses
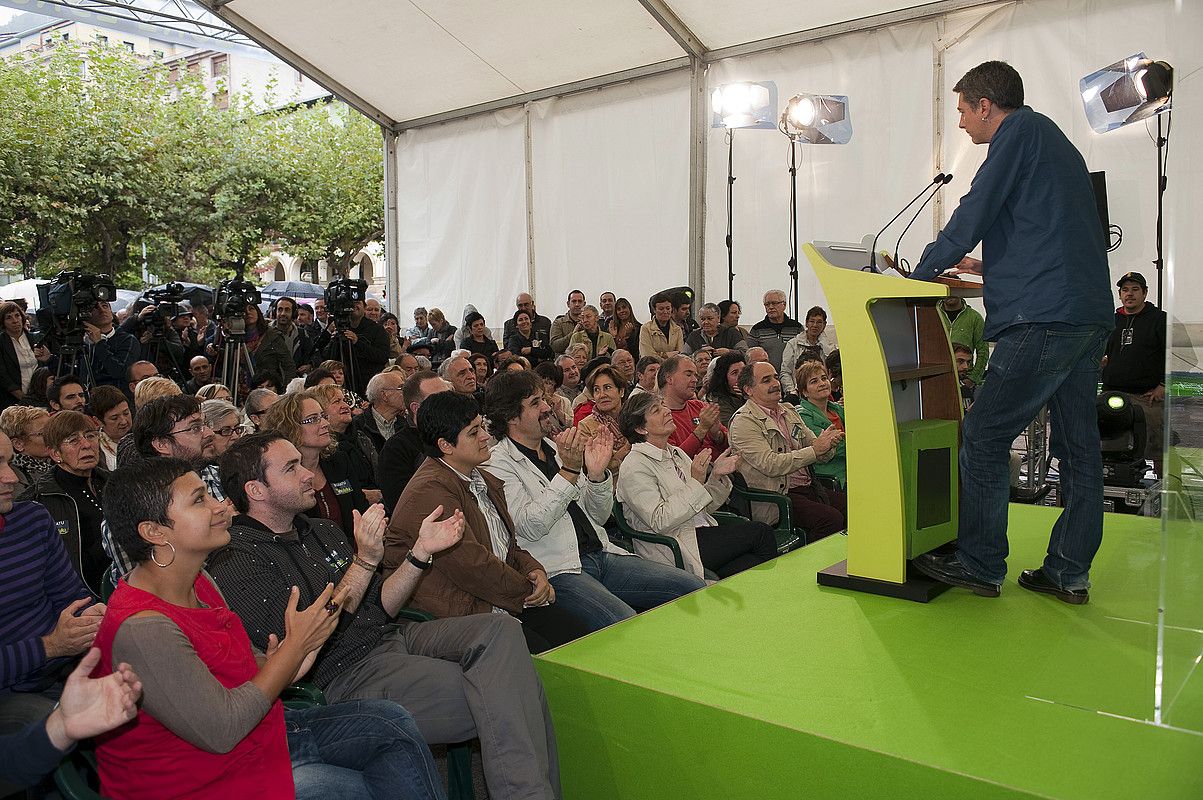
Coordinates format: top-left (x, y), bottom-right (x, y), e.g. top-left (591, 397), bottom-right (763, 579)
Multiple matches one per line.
top-left (746, 290), bottom-right (803, 374)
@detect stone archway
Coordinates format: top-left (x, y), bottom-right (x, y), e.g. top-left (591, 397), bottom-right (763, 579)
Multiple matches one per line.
top-left (353, 251), bottom-right (375, 283)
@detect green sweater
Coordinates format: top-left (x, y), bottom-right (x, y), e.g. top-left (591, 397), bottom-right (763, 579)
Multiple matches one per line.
top-left (938, 304), bottom-right (988, 385)
top-left (796, 398), bottom-right (846, 488)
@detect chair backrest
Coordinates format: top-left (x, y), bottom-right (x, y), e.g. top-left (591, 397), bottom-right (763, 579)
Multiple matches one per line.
top-left (612, 500), bottom-right (685, 570)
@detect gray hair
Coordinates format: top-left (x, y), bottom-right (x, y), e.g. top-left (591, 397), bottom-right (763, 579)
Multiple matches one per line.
top-left (365, 370), bottom-right (402, 403)
top-left (201, 399), bottom-right (240, 430)
top-left (565, 343), bottom-right (588, 359)
top-left (617, 391), bottom-right (659, 444)
top-left (582, 305), bottom-right (599, 316)
top-left (413, 306), bottom-right (428, 316)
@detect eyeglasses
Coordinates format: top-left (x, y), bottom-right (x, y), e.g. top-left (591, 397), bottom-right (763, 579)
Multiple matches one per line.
top-left (214, 425), bottom-right (243, 438)
top-left (60, 431), bottom-right (101, 447)
top-left (300, 412), bottom-right (330, 426)
top-left (764, 300), bottom-right (786, 307)
top-left (169, 421), bottom-right (210, 438)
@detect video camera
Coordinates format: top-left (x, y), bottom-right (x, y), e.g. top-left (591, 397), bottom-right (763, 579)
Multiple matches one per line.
top-left (136, 283), bottom-right (186, 337)
top-left (35, 269), bottom-right (117, 337)
top-left (325, 277), bottom-right (367, 329)
top-left (213, 273), bottom-right (262, 337)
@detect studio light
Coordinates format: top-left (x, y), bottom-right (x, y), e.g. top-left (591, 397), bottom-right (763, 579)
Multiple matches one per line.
top-left (1080, 53), bottom-right (1174, 303)
top-left (711, 81), bottom-right (778, 130)
top-left (779, 93), bottom-right (853, 145)
top-left (1080, 53), bottom-right (1173, 134)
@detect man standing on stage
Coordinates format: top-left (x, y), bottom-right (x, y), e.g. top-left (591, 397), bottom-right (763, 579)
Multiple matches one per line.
top-left (908, 61), bottom-right (1113, 604)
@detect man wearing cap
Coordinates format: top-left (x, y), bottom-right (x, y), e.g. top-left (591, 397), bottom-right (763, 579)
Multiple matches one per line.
top-left (1101, 271), bottom-right (1167, 469)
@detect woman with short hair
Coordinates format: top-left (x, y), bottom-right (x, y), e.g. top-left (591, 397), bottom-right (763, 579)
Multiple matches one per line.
top-left (202, 399), bottom-right (244, 459)
top-left (87, 385), bottom-right (131, 471)
top-left (795, 361), bottom-right (848, 489)
top-left (615, 392), bottom-right (776, 580)
top-left (1, 404), bottom-right (52, 493)
top-left (0, 300), bottom-right (51, 408)
top-left (575, 365), bottom-right (632, 473)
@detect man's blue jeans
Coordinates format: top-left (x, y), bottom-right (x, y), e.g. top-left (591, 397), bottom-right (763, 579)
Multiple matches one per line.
top-left (550, 551), bottom-right (706, 631)
top-left (287, 699), bottom-right (445, 800)
top-left (957, 323), bottom-right (1110, 590)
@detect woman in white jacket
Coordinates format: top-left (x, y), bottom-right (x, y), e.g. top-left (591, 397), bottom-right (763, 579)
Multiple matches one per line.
top-left (614, 392), bottom-right (777, 580)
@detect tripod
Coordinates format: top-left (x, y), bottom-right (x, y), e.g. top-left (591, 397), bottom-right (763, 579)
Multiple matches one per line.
top-left (219, 332), bottom-right (253, 402)
top-left (333, 322), bottom-right (359, 396)
top-left (144, 328), bottom-right (188, 386)
top-left (54, 329), bottom-right (97, 389)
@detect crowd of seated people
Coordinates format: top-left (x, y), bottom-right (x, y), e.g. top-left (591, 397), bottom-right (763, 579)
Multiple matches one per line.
top-left (1, 286), bottom-right (869, 798)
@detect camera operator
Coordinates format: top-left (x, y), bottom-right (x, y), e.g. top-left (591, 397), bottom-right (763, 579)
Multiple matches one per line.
top-left (47, 300), bottom-right (141, 390)
top-left (118, 300), bottom-right (187, 383)
top-left (319, 298), bottom-right (389, 396)
top-left (169, 304), bottom-right (207, 364)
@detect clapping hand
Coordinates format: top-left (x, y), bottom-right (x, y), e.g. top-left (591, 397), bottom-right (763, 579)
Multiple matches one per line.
top-left (554, 428), bottom-right (585, 473)
top-left (814, 425), bottom-right (844, 455)
top-left (415, 505), bottom-right (465, 559)
top-left (47, 648), bottom-right (142, 750)
top-left (582, 427), bottom-right (613, 481)
top-left (351, 503), bottom-right (389, 565)
top-left (711, 448), bottom-right (741, 477)
top-left (696, 402), bottom-right (720, 434)
top-left (689, 449), bottom-right (713, 482)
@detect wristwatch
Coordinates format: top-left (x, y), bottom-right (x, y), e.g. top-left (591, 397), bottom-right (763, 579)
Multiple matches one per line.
top-left (406, 550), bottom-right (433, 570)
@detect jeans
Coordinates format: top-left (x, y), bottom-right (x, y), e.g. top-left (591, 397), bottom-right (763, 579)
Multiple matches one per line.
top-left (287, 699), bottom-right (445, 800)
top-left (957, 323), bottom-right (1109, 589)
top-left (550, 551), bottom-right (707, 631)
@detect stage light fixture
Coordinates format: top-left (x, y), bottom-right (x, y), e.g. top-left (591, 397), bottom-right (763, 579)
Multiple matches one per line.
top-left (711, 81), bottom-right (778, 130)
top-left (1080, 53), bottom-right (1173, 134)
top-left (779, 93), bottom-right (853, 144)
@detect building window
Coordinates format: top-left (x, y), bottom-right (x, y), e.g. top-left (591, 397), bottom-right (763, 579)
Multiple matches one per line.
top-left (169, 64), bottom-right (179, 82)
top-left (211, 54), bottom-right (228, 77)
top-left (213, 90), bottom-right (229, 110)
top-left (123, 41), bottom-right (135, 52)
top-left (152, 49), bottom-right (164, 59)
top-left (187, 61), bottom-right (200, 75)
top-left (96, 34), bottom-right (109, 45)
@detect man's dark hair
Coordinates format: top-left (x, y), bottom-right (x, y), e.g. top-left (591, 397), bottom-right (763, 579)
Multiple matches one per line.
top-left (87, 384), bottom-right (128, 420)
top-left (952, 342), bottom-right (974, 357)
top-left (617, 391), bottom-right (658, 445)
top-left (275, 296), bottom-right (297, 315)
top-left (402, 369), bottom-right (441, 422)
top-left (48, 375), bottom-right (84, 407)
top-left (304, 368), bottom-right (333, 388)
top-left (708, 352), bottom-right (746, 400)
top-left (133, 395), bottom-right (202, 457)
top-left (649, 291), bottom-right (672, 311)
top-left (656, 354), bottom-right (690, 390)
top-left (483, 369), bottom-right (542, 437)
top-left (533, 361), bottom-right (563, 389)
top-left (792, 346), bottom-right (823, 371)
top-left (825, 348), bottom-right (842, 378)
top-left (805, 306), bottom-right (827, 322)
top-left (636, 355), bottom-right (662, 375)
top-left (104, 459), bottom-right (195, 565)
top-left (567, 289), bottom-right (584, 301)
top-left (670, 291), bottom-right (692, 309)
top-left (219, 431), bottom-right (286, 513)
top-left (953, 60), bottom-right (1023, 111)
top-left (737, 361), bottom-right (764, 397)
top-left (416, 391), bottom-right (481, 458)
top-left (299, 302), bottom-right (314, 316)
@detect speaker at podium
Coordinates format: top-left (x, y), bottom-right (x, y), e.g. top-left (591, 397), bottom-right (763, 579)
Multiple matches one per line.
top-left (805, 239), bottom-right (981, 601)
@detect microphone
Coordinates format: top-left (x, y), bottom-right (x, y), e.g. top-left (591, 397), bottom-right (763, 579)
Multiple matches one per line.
top-left (868, 173), bottom-right (947, 272)
top-left (893, 174), bottom-right (953, 276)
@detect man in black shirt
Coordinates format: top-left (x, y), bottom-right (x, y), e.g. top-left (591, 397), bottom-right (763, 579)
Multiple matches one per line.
top-left (1101, 271), bottom-right (1167, 468)
top-left (321, 300), bottom-right (390, 396)
top-left (209, 433), bottom-right (561, 800)
top-left (482, 371), bottom-right (705, 633)
top-left (378, 371), bottom-right (451, 514)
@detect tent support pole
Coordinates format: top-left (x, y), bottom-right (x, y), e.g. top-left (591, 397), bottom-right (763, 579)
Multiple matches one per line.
top-left (382, 128), bottom-right (399, 315)
top-left (688, 56), bottom-right (707, 303)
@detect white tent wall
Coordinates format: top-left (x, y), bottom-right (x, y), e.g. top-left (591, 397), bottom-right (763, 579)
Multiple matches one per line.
top-left (703, 17), bottom-right (941, 318)
top-left (395, 113), bottom-right (528, 329)
top-left (530, 71), bottom-right (692, 319)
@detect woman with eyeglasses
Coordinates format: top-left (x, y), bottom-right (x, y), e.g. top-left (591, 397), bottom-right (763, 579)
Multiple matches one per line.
top-left (261, 391), bottom-right (367, 534)
top-left (1, 404), bottom-right (52, 494)
top-left (202, 399), bottom-right (244, 459)
top-left (307, 384), bottom-right (381, 506)
top-left (23, 411), bottom-right (110, 594)
top-left (196, 382), bottom-right (234, 404)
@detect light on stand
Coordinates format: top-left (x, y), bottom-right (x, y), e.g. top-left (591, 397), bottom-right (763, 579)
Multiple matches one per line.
top-left (1080, 53), bottom-right (1173, 303)
top-left (712, 81), bottom-right (778, 301)
top-left (778, 92), bottom-right (852, 319)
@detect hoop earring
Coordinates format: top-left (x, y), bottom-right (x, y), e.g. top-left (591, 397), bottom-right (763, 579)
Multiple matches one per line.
top-left (151, 541), bottom-right (176, 568)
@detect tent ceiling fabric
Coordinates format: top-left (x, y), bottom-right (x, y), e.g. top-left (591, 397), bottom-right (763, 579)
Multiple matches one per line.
top-left (220, 0), bottom-right (966, 126)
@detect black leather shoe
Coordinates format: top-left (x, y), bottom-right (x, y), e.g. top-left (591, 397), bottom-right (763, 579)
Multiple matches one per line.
top-left (1018, 568), bottom-right (1089, 605)
top-left (911, 551), bottom-right (1001, 597)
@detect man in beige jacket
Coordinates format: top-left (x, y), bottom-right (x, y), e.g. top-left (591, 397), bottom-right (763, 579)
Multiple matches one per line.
top-left (727, 361), bottom-right (846, 542)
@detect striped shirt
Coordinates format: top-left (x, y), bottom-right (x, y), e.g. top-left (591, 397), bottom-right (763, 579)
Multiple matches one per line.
top-left (1, 502), bottom-right (93, 693)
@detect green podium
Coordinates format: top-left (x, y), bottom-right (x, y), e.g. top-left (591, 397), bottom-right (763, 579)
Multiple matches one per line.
top-left (805, 241), bottom-right (976, 600)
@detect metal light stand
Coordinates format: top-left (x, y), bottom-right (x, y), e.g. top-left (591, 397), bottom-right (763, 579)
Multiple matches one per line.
top-left (1154, 111), bottom-right (1170, 304)
top-left (785, 135), bottom-right (801, 321)
top-left (725, 128), bottom-right (736, 301)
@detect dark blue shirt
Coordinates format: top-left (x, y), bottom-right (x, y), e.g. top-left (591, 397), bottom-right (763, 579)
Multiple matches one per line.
top-left (910, 106), bottom-right (1113, 340)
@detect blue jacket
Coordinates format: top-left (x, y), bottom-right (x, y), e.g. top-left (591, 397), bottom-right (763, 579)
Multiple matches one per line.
top-left (910, 107), bottom-right (1113, 340)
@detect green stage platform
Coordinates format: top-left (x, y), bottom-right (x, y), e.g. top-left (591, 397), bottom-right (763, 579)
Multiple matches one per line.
top-left (536, 504), bottom-right (1203, 799)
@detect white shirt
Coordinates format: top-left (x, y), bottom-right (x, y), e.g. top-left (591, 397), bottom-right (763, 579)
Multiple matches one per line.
top-left (10, 334), bottom-right (36, 393)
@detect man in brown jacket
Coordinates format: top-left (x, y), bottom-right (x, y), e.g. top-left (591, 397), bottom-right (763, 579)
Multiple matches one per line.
top-left (385, 391), bottom-right (590, 653)
top-left (727, 361), bottom-right (847, 542)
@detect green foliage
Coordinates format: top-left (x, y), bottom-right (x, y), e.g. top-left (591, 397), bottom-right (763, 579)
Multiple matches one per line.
top-left (0, 42), bottom-right (383, 288)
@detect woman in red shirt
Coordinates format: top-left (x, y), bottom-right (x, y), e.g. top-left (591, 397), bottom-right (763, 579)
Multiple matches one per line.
top-left (93, 459), bottom-right (443, 799)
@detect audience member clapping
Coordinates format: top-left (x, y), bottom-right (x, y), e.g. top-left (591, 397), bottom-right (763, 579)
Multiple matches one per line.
top-left (614, 393), bottom-right (775, 579)
top-left (658, 355), bottom-right (727, 458)
top-left (574, 365), bottom-right (632, 473)
top-left (97, 459), bottom-right (442, 799)
top-left (795, 361), bottom-right (847, 489)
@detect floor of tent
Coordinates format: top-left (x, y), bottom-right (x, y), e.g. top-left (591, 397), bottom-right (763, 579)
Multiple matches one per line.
top-left (536, 504), bottom-right (1203, 799)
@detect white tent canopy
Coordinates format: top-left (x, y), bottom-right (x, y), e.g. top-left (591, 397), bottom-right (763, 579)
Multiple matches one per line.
top-left (202, 0), bottom-right (1199, 365)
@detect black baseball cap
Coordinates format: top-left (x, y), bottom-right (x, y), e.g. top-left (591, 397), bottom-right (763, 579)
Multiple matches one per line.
top-left (1116, 271), bottom-right (1147, 290)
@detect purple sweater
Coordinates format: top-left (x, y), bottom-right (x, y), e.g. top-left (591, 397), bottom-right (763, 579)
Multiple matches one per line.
top-left (1, 501), bottom-right (92, 693)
